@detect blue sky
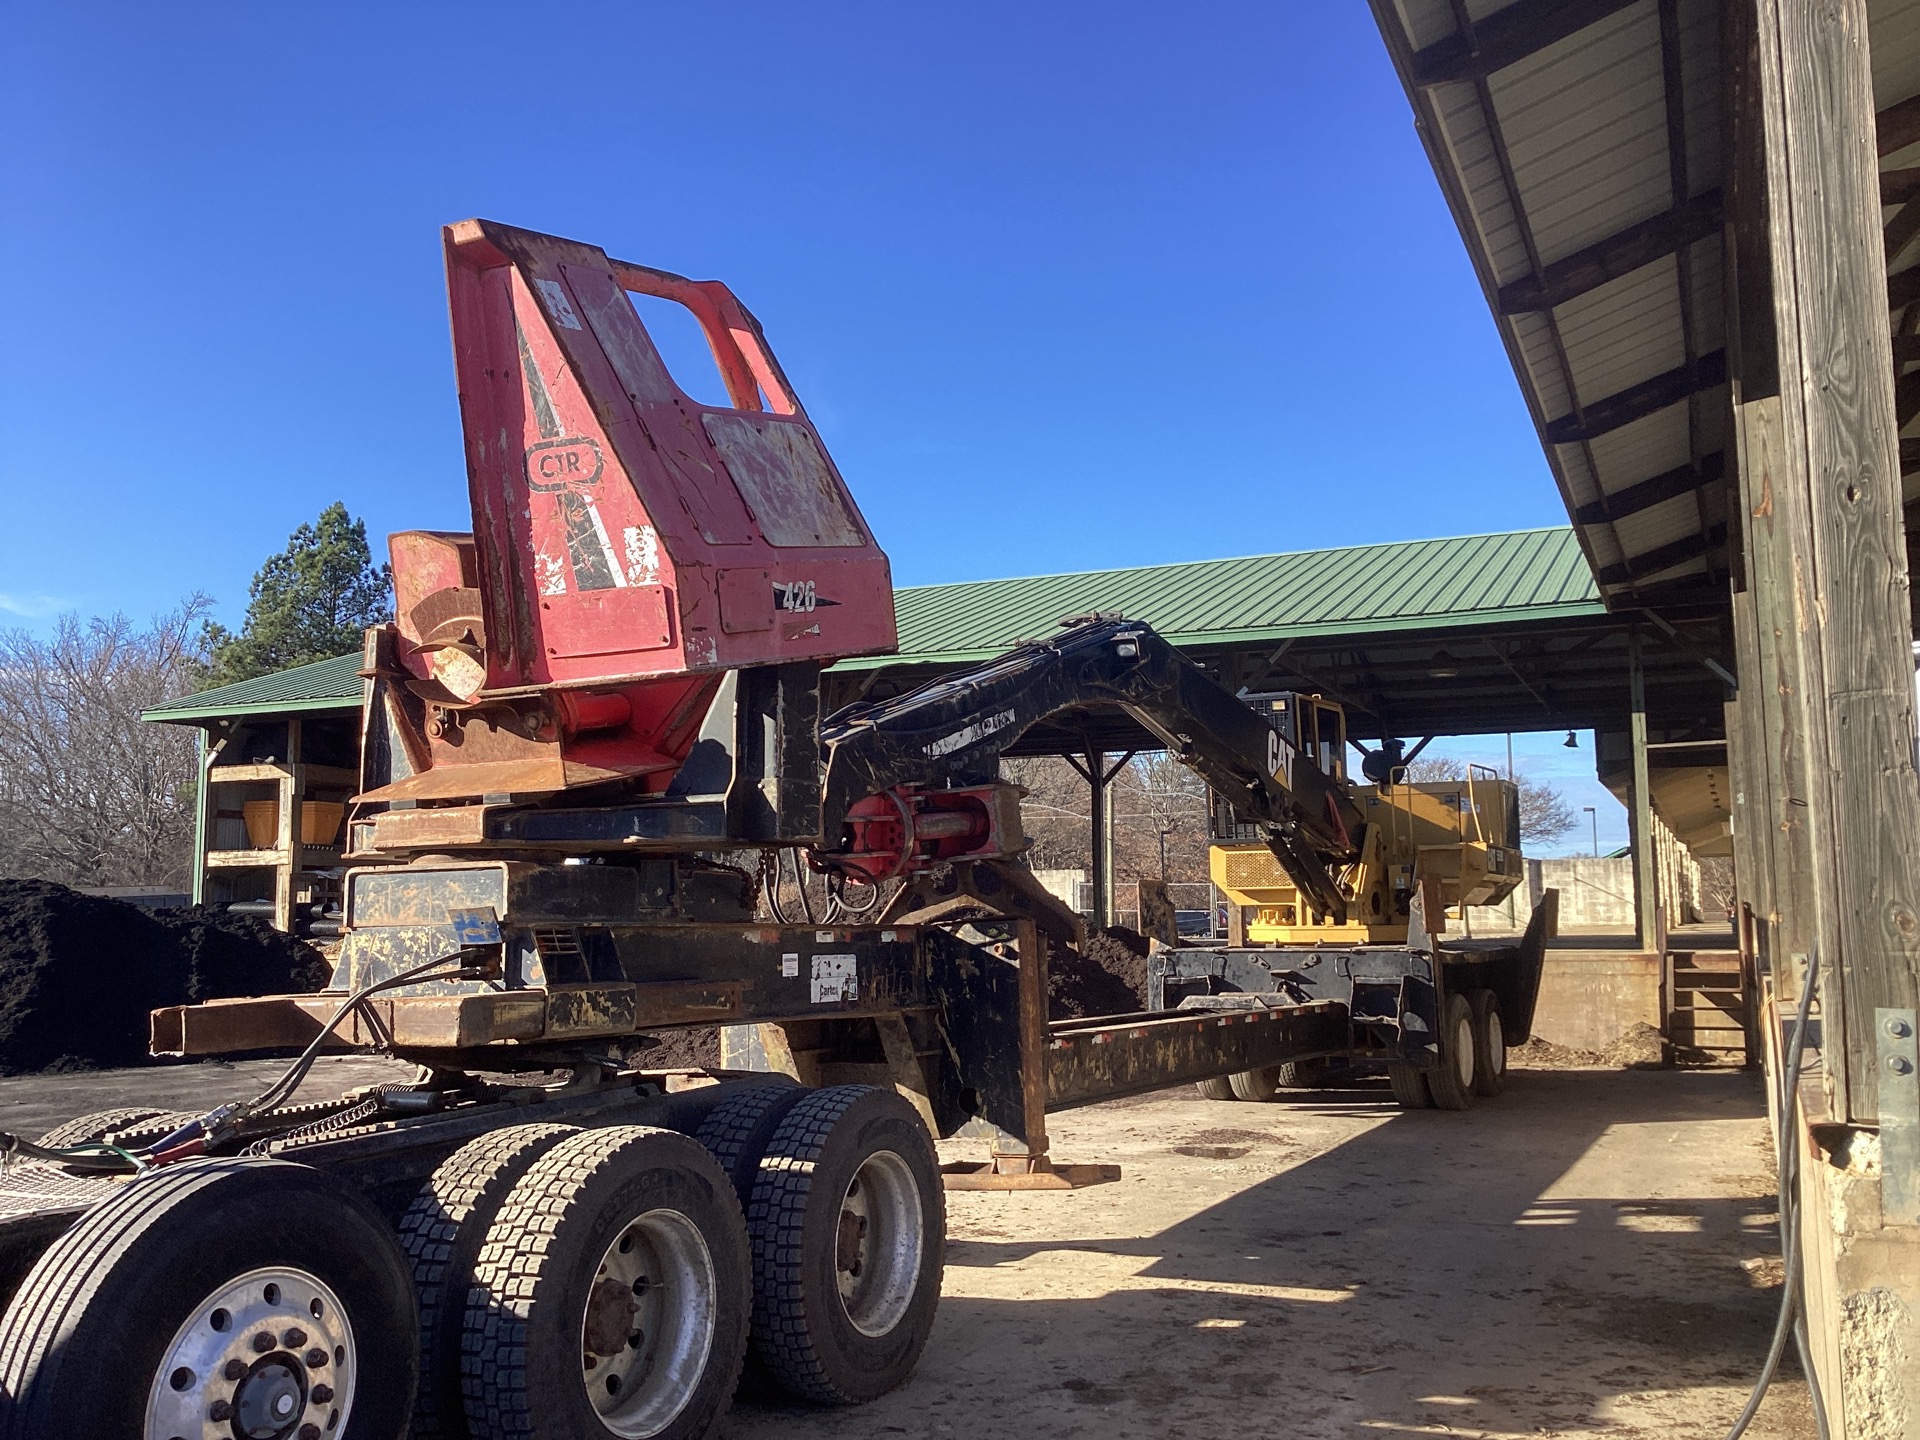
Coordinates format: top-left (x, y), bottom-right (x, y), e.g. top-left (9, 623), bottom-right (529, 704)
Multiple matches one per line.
top-left (0, 2), bottom-right (1619, 850)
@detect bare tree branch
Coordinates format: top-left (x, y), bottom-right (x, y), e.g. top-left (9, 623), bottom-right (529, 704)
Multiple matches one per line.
top-left (0, 599), bottom-right (211, 888)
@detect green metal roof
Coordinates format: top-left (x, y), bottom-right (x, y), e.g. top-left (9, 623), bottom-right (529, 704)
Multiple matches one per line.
top-left (143, 528), bottom-right (1601, 718)
top-left (859, 526), bottom-right (1601, 668)
top-left (142, 653), bottom-right (364, 724)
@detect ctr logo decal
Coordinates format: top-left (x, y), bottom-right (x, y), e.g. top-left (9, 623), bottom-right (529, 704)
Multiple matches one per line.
top-left (524, 437), bottom-right (622, 592)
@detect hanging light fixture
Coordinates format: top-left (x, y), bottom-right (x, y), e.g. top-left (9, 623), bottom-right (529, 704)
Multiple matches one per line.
top-left (1564, 730), bottom-right (1579, 748)
top-left (1427, 649), bottom-right (1459, 679)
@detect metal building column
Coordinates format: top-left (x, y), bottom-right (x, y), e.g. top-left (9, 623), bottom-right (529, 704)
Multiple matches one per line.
top-left (1075, 747), bottom-right (1132, 932)
top-left (1628, 629), bottom-right (1660, 954)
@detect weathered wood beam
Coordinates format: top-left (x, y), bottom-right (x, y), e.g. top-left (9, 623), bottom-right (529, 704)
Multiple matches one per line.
top-left (1573, 451), bottom-right (1726, 526)
top-left (1409, 0), bottom-right (1643, 87)
top-left (1878, 91), bottom-right (1920, 158)
top-left (1753, 0), bottom-right (1920, 1121)
top-left (1544, 349), bottom-right (1727, 444)
top-left (1498, 190), bottom-right (1723, 314)
top-left (1594, 523), bottom-right (1728, 588)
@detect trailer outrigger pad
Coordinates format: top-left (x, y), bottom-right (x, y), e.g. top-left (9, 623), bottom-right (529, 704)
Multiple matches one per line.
top-left (940, 1157), bottom-right (1124, 1191)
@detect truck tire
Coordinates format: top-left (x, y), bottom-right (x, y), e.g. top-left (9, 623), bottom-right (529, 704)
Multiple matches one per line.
top-left (1386, 1061), bottom-right (1431, 1109)
top-left (1227, 1068), bottom-right (1279, 1102)
top-left (0, 1156), bottom-right (417, 1440)
top-left (461, 1126), bottom-right (750, 1440)
top-left (693, 1083), bottom-right (809, 1209)
top-left (398, 1122), bottom-right (578, 1440)
top-left (34, 1106), bottom-right (190, 1148)
top-left (1273, 1059), bottom-right (1327, 1090)
top-left (1194, 1076), bottom-right (1236, 1100)
top-left (745, 1086), bottom-right (944, 1404)
top-left (1426, 992), bottom-right (1478, 1111)
top-left (1470, 989), bottom-right (1509, 1098)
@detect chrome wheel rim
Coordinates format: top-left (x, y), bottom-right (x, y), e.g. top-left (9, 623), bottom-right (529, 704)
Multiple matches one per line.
top-left (1453, 1014), bottom-right (1476, 1090)
top-left (579, 1209), bottom-right (717, 1439)
top-left (145, 1266), bottom-right (355, 1440)
top-left (835, 1149), bottom-right (923, 1338)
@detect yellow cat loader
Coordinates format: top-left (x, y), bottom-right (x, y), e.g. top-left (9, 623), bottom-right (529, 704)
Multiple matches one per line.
top-left (1207, 692), bottom-right (1524, 944)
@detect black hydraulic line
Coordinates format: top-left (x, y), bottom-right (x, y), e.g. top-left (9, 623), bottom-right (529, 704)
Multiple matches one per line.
top-left (818, 617), bottom-right (1365, 923)
top-left (1724, 946), bottom-right (1828, 1440)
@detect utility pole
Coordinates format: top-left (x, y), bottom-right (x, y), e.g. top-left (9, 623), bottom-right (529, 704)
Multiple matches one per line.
top-left (1584, 806), bottom-right (1597, 858)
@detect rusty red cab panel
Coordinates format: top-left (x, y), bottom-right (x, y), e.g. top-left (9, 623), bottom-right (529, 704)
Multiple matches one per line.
top-left (404, 219), bottom-right (896, 699)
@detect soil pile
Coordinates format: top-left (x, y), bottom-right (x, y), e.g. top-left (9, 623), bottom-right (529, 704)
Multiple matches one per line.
top-left (0, 880), bottom-right (330, 1075)
top-left (1048, 926), bottom-right (1151, 1020)
top-left (1511, 1021), bottom-right (1670, 1071)
top-left (636, 1027), bottom-right (724, 1069)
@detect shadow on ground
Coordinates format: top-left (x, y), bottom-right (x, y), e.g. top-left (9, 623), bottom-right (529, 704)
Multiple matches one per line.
top-left (728, 1067), bottom-right (1808, 1439)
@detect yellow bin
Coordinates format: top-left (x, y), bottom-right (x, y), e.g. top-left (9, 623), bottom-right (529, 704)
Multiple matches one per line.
top-left (241, 801), bottom-right (346, 849)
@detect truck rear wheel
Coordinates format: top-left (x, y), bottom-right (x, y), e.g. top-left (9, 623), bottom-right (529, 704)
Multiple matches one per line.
top-left (1194, 1076), bottom-right (1236, 1100)
top-left (745, 1086), bottom-right (944, 1404)
top-left (34, 1107), bottom-right (171, 1147)
top-left (1470, 990), bottom-right (1509, 1098)
top-left (460, 1126), bottom-right (750, 1440)
top-left (1425, 992), bottom-right (1478, 1111)
top-left (693, 1083), bottom-right (808, 1208)
top-left (1227, 1068), bottom-right (1279, 1102)
top-left (0, 1156), bottom-right (417, 1440)
top-left (398, 1122), bottom-right (578, 1440)
top-left (1273, 1059), bottom-right (1328, 1090)
top-left (1386, 1061), bottom-right (1430, 1109)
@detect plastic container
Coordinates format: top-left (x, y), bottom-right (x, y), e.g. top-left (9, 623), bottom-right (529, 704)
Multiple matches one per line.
top-left (241, 801), bottom-right (347, 849)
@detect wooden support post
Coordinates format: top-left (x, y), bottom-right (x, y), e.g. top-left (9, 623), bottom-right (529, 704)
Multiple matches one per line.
top-left (1627, 629), bottom-right (1662, 954)
top-left (1746, 0), bottom-right (1920, 1120)
top-left (190, 729), bottom-right (211, 908)
top-left (270, 717), bottom-right (305, 934)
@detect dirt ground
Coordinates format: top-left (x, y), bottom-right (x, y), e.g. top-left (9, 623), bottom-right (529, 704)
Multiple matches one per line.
top-left (733, 1064), bottom-right (1810, 1440)
top-left (0, 1059), bottom-right (1808, 1439)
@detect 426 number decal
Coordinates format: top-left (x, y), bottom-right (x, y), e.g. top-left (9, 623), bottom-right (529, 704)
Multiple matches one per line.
top-left (774, 579), bottom-right (817, 612)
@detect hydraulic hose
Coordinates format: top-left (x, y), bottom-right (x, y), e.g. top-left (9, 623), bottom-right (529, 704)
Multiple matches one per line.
top-left (1725, 946), bottom-right (1829, 1440)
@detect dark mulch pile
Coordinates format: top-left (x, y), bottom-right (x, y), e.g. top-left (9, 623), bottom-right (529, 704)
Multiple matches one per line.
top-left (636, 1027), bottom-right (724, 1069)
top-left (0, 879), bottom-right (331, 1075)
top-left (1048, 926), bottom-right (1151, 1020)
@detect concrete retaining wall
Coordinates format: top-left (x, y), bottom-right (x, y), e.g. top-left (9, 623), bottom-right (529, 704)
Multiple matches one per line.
top-left (1527, 949), bottom-right (1662, 1051)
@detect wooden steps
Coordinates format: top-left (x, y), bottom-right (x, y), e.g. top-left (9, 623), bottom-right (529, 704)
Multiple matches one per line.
top-left (1666, 949), bottom-right (1754, 1064)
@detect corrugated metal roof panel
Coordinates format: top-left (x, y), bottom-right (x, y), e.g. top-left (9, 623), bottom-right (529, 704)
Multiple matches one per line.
top-left (1495, 5), bottom-right (1670, 261)
top-left (1554, 259), bottom-right (1685, 402)
top-left (143, 654), bottom-right (364, 722)
top-left (143, 532), bottom-right (1608, 712)
top-left (1370, 0), bottom-right (1737, 604)
top-left (1587, 406), bottom-right (1693, 490)
top-left (1874, 0), bottom-right (1920, 106)
top-left (881, 528), bottom-right (1602, 663)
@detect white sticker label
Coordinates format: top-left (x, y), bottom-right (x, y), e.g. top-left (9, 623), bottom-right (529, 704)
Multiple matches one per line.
top-left (780, 953), bottom-right (799, 978)
top-left (815, 931), bottom-right (835, 942)
top-left (927, 708), bottom-right (1017, 758)
top-left (811, 953), bottom-right (857, 1003)
top-left (533, 277), bottom-right (582, 330)
top-left (880, 930), bottom-right (896, 943)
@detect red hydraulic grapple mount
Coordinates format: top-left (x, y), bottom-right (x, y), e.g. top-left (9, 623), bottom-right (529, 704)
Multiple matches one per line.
top-left (348, 222), bottom-right (1358, 921)
top-left (353, 221), bottom-right (897, 856)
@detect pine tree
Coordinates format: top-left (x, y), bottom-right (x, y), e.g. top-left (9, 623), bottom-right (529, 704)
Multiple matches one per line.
top-left (201, 503), bottom-right (391, 688)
